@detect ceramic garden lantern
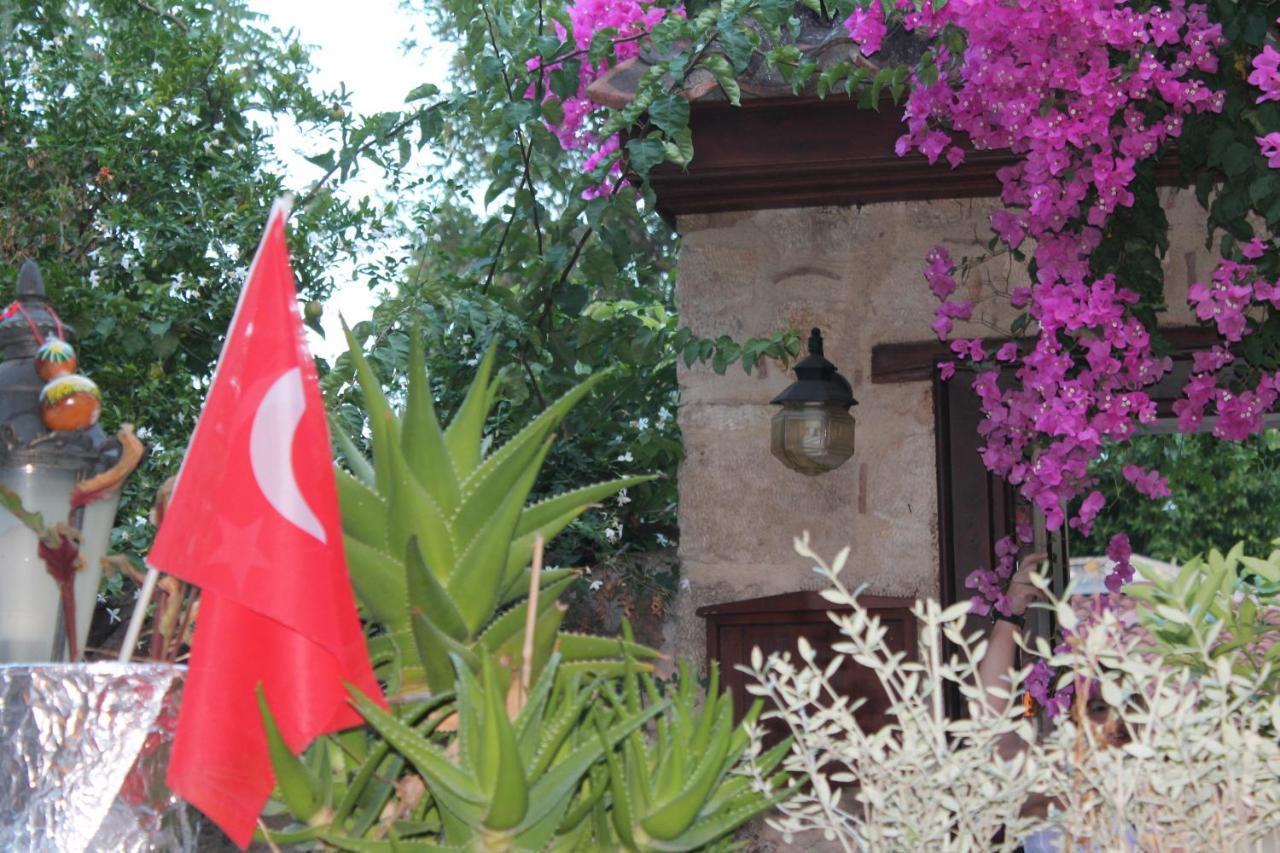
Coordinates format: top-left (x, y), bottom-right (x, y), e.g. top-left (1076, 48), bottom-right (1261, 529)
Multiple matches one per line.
top-left (0, 261), bottom-right (125, 663)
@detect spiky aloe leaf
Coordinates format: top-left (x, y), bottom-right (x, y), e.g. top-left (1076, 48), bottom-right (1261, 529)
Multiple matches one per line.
top-left (651, 722), bottom-right (686, 805)
top-left (446, 438), bottom-right (551, 634)
top-left (555, 632), bottom-right (661, 662)
top-left (515, 652), bottom-right (562, 760)
top-left (450, 375), bottom-right (607, 549)
top-left (491, 601), bottom-right (566, 684)
top-left (556, 763), bottom-right (608, 836)
top-left (410, 610), bottom-right (478, 693)
top-left (344, 536), bottom-right (406, 629)
top-left (555, 659), bottom-right (653, 682)
top-left (478, 657), bottom-right (527, 831)
top-left (336, 468), bottom-right (387, 550)
top-left (452, 655), bottom-right (485, 777)
top-left (515, 475), bottom-right (656, 538)
top-left (402, 331), bottom-right (459, 514)
top-left (510, 784), bottom-right (578, 853)
top-left (640, 698), bottom-right (733, 841)
top-left (496, 566), bottom-right (578, 609)
top-left (526, 675), bottom-right (597, 780)
top-left (474, 575), bottom-right (575, 655)
top-left (690, 662), bottom-right (722, 755)
top-left (644, 785), bottom-right (797, 853)
top-left (443, 342), bottom-right (497, 477)
top-left (387, 436), bottom-right (455, 584)
top-left (405, 536), bottom-right (468, 641)
top-left (597, 716), bottom-right (637, 849)
top-left (257, 825), bottom-right (326, 847)
top-left (501, 480), bottom-right (648, 591)
top-left (518, 701), bottom-right (667, 833)
top-left (330, 416), bottom-right (376, 488)
top-left (349, 687), bottom-right (486, 814)
top-left (385, 626), bottom-right (429, 694)
top-left (257, 687), bottom-right (325, 823)
top-left (323, 836), bottom-right (462, 852)
top-left (342, 320), bottom-right (397, 495)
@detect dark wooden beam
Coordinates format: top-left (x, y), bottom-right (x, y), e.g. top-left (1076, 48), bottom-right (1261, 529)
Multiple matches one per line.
top-left (651, 96), bottom-right (1185, 222)
top-left (870, 326), bottom-right (1221, 385)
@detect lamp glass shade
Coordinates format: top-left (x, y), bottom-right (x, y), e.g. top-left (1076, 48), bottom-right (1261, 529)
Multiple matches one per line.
top-left (75, 493), bottom-right (121, 654)
top-left (0, 465), bottom-right (76, 663)
top-left (770, 401), bottom-right (856, 476)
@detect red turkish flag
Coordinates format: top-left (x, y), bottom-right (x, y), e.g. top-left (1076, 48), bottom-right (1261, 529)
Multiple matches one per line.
top-left (149, 200), bottom-right (383, 848)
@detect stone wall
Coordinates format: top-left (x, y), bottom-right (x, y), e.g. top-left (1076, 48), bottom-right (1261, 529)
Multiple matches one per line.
top-left (669, 190), bottom-right (1214, 670)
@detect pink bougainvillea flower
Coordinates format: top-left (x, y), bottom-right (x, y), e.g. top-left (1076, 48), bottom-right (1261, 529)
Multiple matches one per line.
top-left (1249, 45), bottom-right (1280, 103)
top-left (1122, 464), bottom-right (1171, 498)
top-left (1243, 237), bottom-right (1268, 259)
top-left (1071, 490), bottom-right (1106, 535)
top-left (950, 337), bottom-right (987, 362)
top-left (1258, 132), bottom-right (1280, 168)
top-left (527, 0), bottom-right (683, 193)
top-left (1105, 533), bottom-right (1134, 592)
top-left (938, 360), bottom-right (956, 381)
top-left (843, 4), bottom-right (887, 56)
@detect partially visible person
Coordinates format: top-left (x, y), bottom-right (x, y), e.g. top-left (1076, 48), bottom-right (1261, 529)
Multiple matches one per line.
top-left (977, 553), bottom-right (1139, 852)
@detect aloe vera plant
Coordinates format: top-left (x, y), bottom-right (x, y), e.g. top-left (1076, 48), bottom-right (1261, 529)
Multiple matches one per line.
top-left (256, 334), bottom-right (796, 850)
top-left (588, 657), bottom-right (796, 852)
top-left (334, 325), bottom-right (656, 697)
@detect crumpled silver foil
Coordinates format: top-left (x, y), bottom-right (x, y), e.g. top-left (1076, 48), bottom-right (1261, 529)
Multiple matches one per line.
top-left (0, 663), bottom-right (197, 852)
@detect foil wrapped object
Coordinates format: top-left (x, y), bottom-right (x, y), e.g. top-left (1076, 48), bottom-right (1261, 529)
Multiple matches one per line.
top-left (0, 663), bottom-right (197, 852)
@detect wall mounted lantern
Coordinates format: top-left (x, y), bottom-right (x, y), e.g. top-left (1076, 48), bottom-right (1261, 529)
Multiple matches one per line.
top-left (770, 328), bottom-right (857, 476)
top-left (0, 261), bottom-right (124, 663)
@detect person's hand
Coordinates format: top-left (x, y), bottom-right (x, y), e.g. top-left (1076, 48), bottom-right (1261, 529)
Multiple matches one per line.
top-left (1007, 552), bottom-right (1048, 616)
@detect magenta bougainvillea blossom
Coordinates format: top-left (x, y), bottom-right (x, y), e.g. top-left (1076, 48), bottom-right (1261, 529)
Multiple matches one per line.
top-left (886, 2), bottom-right (1280, 712)
top-left (893, 1), bottom-right (1223, 565)
top-left (1249, 45), bottom-right (1280, 103)
top-left (529, 1), bottom-right (681, 193)
top-left (842, 4), bottom-right (887, 56)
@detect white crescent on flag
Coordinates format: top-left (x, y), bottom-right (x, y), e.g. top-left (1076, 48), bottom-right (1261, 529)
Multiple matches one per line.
top-left (249, 366), bottom-right (327, 544)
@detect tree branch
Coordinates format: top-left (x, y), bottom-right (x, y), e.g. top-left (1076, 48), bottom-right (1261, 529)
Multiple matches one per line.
top-left (480, 1), bottom-right (544, 256)
top-left (295, 108), bottom-right (429, 210)
top-left (132, 0), bottom-right (188, 33)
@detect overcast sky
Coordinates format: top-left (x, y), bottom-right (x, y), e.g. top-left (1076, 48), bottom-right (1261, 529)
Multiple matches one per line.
top-left (247, 0), bottom-right (451, 354)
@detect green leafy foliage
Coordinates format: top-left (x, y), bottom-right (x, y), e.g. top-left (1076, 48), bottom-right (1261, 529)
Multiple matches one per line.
top-left (1074, 431), bottom-right (1280, 563)
top-left (335, 327), bottom-right (654, 698)
top-left (0, 0), bottom-right (378, 561)
top-left (1128, 543), bottom-right (1280, 702)
top-left (317, 0), bottom-right (814, 583)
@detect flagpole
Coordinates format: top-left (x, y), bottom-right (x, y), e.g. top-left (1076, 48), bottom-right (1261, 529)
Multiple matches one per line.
top-left (117, 565), bottom-right (159, 663)
top-left (119, 197), bottom-right (293, 666)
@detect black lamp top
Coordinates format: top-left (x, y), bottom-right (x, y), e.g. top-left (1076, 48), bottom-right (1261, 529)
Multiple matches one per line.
top-left (770, 328), bottom-right (857, 408)
top-left (0, 260), bottom-right (72, 359)
top-left (0, 260), bottom-right (111, 472)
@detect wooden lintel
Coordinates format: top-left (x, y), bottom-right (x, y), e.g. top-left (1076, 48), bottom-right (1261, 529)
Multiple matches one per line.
top-left (651, 96), bottom-right (1185, 223)
top-left (870, 326), bottom-right (1221, 385)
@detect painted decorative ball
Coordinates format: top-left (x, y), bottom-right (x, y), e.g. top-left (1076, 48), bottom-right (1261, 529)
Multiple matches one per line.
top-left (39, 374), bottom-right (101, 432)
top-left (34, 338), bottom-right (78, 382)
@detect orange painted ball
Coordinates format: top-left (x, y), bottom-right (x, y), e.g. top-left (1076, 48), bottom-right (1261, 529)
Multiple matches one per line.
top-left (39, 374), bottom-right (101, 432)
top-left (34, 338), bottom-right (78, 382)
